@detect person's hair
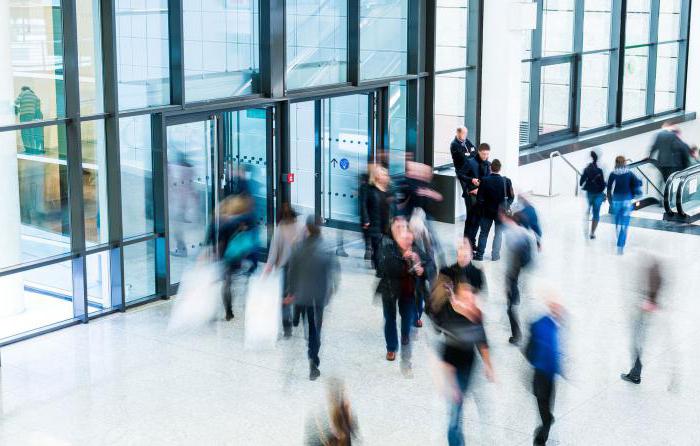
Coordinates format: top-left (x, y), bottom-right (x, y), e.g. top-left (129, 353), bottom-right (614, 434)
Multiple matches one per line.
top-left (491, 159), bottom-right (502, 172)
top-left (369, 165), bottom-right (388, 186)
top-left (456, 126), bottom-right (467, 134)
top-left (615, 155), bottom-right (626, 169)
top-left (590, 151), bottom-right (598, 164)
top-left (278, 203), bottom-right (297, 223)
top-left (306, 215), bottom-right (321, 238)
top-left (478, 143), bottom-right (490, 152)
top-left (326, 381), bottom-right (356, 446)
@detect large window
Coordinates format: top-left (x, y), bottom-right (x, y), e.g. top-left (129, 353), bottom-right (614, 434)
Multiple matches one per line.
top-left (360, 0), bottom-right (408, 80)
top-left (286, 0), bottom-right (348, 89)
top-left (520, 0), bottom-right (691, 148)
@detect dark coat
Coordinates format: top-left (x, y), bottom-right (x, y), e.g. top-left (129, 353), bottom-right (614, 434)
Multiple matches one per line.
top-left (364, 185), bottom-right (391, 236)
top-left (650, 130), bottom-right (690, 169)
top-left (476, 173), bottom-right (514, 219)
top-left (579, 162), bottom-right (606, 194)
top-left (376, 236), bottom-right (435, 303)
top-left (286, 237), bottom-right (339, 307)
top-left (451, 137), bottom-right (477, 189)
top-left (462, 157), bottom-right (491, 198)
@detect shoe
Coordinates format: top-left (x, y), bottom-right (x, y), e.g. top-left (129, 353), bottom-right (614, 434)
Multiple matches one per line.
top-left (473, 255), bottom-right (483, 261)
top-left (309, 364), bottom-right (321, 381)
top-left (401, 336), bottom-right (409, 346)
top-left (533, 426), bottom-right (547, 445)
top-left (509, 336), bottom-right (521, 345)
top-left (364, 250), bottom-right (372, 260)
top-left (386, 351), bottom-right (396, 361)
top-left (620, 373), bottom-right (640, 384)
top-left (491, 255), bottom-right (500, 261)
top-left (414, 319), bottom-right (423, 328)
top-left (400, 361), bottom-right (413, 378)
top-left (617, 247), bottom-right (624, 256)
top-left (225, 312), bottom-right (234, 321)
top-left (283, 328), bottom-right (292, 339)
top-left (589, 233), bottom-right (596, 239)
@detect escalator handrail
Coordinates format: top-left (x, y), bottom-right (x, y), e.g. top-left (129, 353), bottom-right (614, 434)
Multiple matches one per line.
top-left (627, 158), bottom-right (664, 197)
top-left (674, 165), bottom-right (700, 217)
top-left (663, 164), bottom-right (700, 214)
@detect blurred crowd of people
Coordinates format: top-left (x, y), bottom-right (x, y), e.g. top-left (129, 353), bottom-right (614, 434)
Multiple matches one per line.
top-left (169, 122), bottom-right (685, 446)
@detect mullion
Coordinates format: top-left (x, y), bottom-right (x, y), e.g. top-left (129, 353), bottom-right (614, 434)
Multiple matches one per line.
top-left (646, 0), bottom-right (661, 117)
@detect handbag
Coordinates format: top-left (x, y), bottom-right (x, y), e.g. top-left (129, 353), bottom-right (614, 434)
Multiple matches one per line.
top-left (224, 229), bottom-right (258, 263)
top-left (501, 177), bottom-right (512, 216)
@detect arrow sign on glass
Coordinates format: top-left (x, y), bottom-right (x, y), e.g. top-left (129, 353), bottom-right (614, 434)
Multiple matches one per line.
top-left (330, 158), bottom-right (338, 167)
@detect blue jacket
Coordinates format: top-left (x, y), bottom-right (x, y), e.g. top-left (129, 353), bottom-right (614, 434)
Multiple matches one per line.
top-left (526, 315), bottom-right (561, 378)
top-left (607, 169), bottom-right (642, 201)
top-left (515, 202), bottom-right (542, 241)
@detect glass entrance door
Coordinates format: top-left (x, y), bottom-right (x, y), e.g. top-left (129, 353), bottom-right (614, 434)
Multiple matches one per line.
top-left (166, 108), bottom-right (272, 286)
top-left (290, 93), bottom-right (376, 227)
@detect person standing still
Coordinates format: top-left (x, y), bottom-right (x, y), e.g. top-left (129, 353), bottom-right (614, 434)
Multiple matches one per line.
top-left (364, 166), bottom-right (392, 271)
top-left (286, 216), bottom-right (340, 381)
top-left (463, 144), bottom-right (492, 248)
top-left (474, 159), bottom-right (514, 261)
top-left (451, 127), bottom-right (477, 237)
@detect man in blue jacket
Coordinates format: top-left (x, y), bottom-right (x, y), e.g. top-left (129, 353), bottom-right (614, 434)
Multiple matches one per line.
top-left (526, 299), bottom-right (563, 445)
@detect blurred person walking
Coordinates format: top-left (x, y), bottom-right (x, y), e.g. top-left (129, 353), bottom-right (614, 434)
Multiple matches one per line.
top-left (428, 278), bottom-right (493, 446)
top-left (408, 208), bottom-right (438, 328)
top-left (607, 156), bottom-right (642, 255)
top-left (525, 298), bottom-right (564, 445)
top-left (264, 203), bottom-right (304, 338)
top-left (502, 212), bottom-right (536, 344)
top-left (359, 168), bottom-right (373, 261)
top-left (376, 217), bottom-right (433, 374)
top-left (463, 144), bottom-right (492, 248)
top-left (474, 159), bottom-right (514, 261)
top-left (305, 379), bottom-right (359, 445)
top-left (649, 122), bottom-right (691, 180)
top-left (579, 151), bottom-right (607, 239)
top-left (286, 216), bottom-right (340, 381)
top-left (363, 165), bottom-right (393, 271)
top-left (621, 257), bottom-right (663, 385)
top-left (512, 195), bottom-right (543, 250)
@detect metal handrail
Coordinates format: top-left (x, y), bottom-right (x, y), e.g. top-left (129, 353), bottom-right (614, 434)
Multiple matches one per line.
top-left (545, 151), bottom-right (582, 197)
top-left (663, 164), bottom-right (700, 214)
top-left (675, 165), bottom-right (700, 217)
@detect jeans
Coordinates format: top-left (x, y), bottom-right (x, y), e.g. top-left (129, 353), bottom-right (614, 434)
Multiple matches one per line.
top-left (586, 192), bottom-right (605, 222)
top-left (533, 371), bottom-right (555, 444)
top-left (382, 297), bottom-right (415, 357)
top-left (612, 199), bottom-right (633, 249)
top-left (303, 305), bottom-right (324, 366)
top-left (281, 265), bottom-right (292, 332)
top-left (506, 261), bottom-right (522, 339)
top-left (476, 216), bottom-right (503, 258)
top-left (447, 361), bottom-right (473, 446)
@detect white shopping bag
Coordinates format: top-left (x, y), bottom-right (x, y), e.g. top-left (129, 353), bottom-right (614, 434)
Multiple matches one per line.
top-left (244, 274), bottom-right (281, 350)
top-left (168, 262), bottom-right (223, 332)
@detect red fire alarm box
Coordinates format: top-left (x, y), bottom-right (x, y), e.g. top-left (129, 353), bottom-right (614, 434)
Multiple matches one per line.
top-left (285, 173), bottom-right (295, 183)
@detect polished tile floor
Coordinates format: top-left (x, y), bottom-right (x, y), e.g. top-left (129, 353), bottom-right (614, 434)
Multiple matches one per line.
top-left (0, 196), bottom-right (698, 445)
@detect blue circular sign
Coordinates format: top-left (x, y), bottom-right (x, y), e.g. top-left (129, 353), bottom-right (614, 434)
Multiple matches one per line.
top-left (339, 158), bottom-right (350, 170)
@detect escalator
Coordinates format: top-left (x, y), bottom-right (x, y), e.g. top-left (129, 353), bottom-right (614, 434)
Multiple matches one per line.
top-left (664, 164), bottom-right (700, 223)
top-left (627, 158), bottom-right (665, 211)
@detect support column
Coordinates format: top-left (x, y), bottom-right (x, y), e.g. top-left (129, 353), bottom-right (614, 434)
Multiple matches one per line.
top-left (0, 0), bottom-right (25, 316)
top-left (479, 0), bottom-right (531, 185)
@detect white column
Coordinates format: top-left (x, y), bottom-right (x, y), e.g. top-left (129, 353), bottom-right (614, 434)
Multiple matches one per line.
top-left (480, 0), bottom-right (534, 186)
top-left (0, 1), bottom-right (27, 316)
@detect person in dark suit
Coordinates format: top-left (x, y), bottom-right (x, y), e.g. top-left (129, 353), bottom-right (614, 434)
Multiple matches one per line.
top-left (450, 126), bottom-right (477, 174)
top-left (474, 159), bottom-right (513, 261)
top-left (463, 144), bottom-right (492, 246)
top-left (649, 123), bottom-right (691, 180)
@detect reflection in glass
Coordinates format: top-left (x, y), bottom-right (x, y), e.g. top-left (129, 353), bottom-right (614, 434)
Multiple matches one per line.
top-left (183, 0), bottom-right (260, 102)
top-left (434, 71), bottom-right (465, 166)
top-left (1, 1), bottom-right (65, 126)
top-left (580, 53), bottom-right (610, 131)
top-left (654, 43), bottom-right (679, 113)
top-left (116, 0), bottom-right (171, 109)
top-left (0, 260), bottom-right (73, 340)
top-left (583, 0), bottom-right (611, 51)
top-left (0, 126), bottom-right (71, 271)
top-left (539, 63), bottom-right (571, 135)
top-left (622, 46), bottom-right (649, 121)
top-left (286, 0), bottom-right (347, 89)
top-left (167, 119), bottom-right (216, 285)
top-left (77, 0), bottom-right (104, 114)
top-left (520, 62), bottom-right (531, 146)
top-left (435, 0), bottom-right (467, 71)
top-left (625, 0), bottom-right (651, 46)
top-left (119, 115), bottom-right (154, 238)
top-left (82, 121), bottom-right (109, 245)
top-left (388, 82), bottom-right (407, 175)
top-left (124, 240), bottom-right (156, 303)
top-left (87, 251), bottom-right (111, 314)
top-left (360, 0), bottom-right (408, 80)
top-left (542, 0), bottom-right (574, 57)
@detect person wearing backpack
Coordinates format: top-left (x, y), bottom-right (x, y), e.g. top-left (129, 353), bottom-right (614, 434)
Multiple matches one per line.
top-left (525, 298), bottom-right (564, 446)
top-left (607, 156), bottom-right (643, 254)
top-left (579, 151), bottom-right (607, 239)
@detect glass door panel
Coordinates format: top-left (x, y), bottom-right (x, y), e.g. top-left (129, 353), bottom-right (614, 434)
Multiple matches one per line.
top-left (290, 101), bottom-right (318, 218)
top-left (166, 119), bottom-right (216, 285)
